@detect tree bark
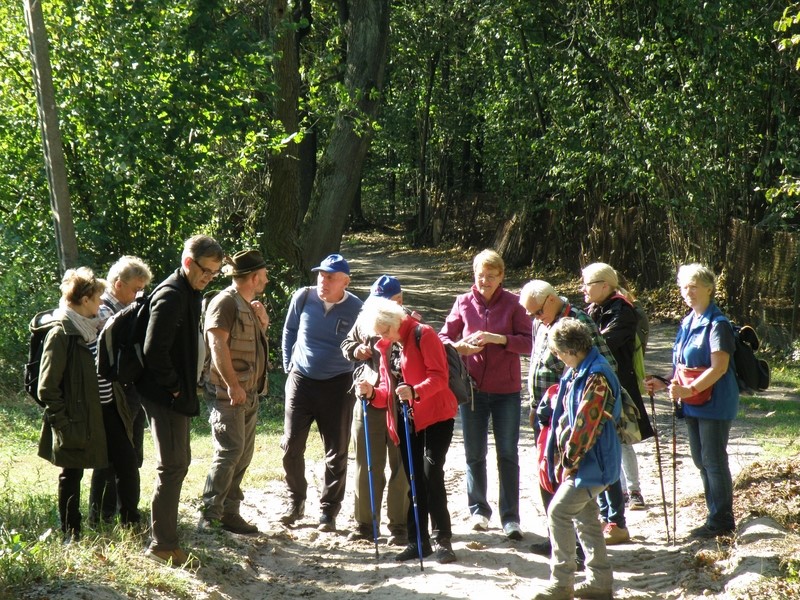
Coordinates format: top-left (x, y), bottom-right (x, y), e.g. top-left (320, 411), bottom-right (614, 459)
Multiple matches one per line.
top-left (23, 0), bottom-right (79, 273)
top-left (298, 0), bottom-right (391, 271)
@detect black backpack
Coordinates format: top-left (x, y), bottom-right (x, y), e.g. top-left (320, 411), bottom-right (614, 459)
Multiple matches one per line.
top-left (24, 309), bottom-right (71, 407)
top-left (731, 323), bottom-right (770, 392)
top-left (414, 324), bottom-right (473, 406)
top-left (96, 281), bottom-right (176, 385)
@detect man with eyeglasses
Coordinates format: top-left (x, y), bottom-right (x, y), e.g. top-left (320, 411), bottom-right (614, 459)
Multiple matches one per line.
top-left (138, 234), bottom-right (224, 568)
top-left (518, 280), bottom-right (616, 560)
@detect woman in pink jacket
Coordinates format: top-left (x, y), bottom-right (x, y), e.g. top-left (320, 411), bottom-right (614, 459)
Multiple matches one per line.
top-left (439, 249), bottom-right (532, 540)
top-left (357, 297), bottom-right (458, 564)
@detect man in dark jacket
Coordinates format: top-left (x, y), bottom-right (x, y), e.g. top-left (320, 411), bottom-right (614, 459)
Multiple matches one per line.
top-left (139, 235), bottom-right (224, 568)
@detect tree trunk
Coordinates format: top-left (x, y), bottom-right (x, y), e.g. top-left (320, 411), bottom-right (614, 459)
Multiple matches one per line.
top-left (298, 0), bottom-right (390, 270)
top-left (260, 0), bottom-right (302, 266)
top-left (23, 0), bottom-right (79, 273)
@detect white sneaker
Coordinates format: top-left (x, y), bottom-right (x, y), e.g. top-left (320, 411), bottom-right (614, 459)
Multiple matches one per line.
top-left (471, 514), bottom-right (489, 531)
top-left (503, 521), bottom-right (523, 540)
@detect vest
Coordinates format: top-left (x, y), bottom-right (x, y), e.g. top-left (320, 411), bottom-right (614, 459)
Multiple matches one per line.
top-left (209, 288), bottom-right (269, 395)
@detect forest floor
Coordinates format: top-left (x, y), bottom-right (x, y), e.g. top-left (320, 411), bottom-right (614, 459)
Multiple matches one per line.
top-left (39, 234), bottom-right (800, 599)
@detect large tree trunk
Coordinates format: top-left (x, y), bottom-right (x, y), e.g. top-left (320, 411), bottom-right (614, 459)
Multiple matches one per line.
top-left (298, 0), bottom-right (390, 271)
top-left (259, 0), bottom-right (302, 266)
top-left (23, 0), bottom-right (79, 273)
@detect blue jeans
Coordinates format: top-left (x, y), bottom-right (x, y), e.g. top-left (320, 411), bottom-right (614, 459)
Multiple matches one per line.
top-left (685, 416), bottom-right (735, 531)
top-left (460, 390), bottom-right (521, 524)
top-left (597, 479), bottom-right (626, 529)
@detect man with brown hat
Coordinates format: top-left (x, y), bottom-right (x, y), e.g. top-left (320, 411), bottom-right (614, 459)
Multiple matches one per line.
top-left (198, 249), bottom-right (270, 534)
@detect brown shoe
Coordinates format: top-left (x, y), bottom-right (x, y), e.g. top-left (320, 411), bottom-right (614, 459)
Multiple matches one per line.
top-left (603, 523), bottom-right (630, 545)
top-left (221, 513), bottom-right (259, 535)
top-left (531, 582), bottom-right (574, 600)
top-left (145, 547), bottom-right (200, 569)
top-left (574, 582), bottom-right (613, 599)
top-left (279, 501), bottom-right (305, 526)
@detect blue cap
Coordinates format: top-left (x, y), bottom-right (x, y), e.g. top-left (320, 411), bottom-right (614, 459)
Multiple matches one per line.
top-left (311, 253), bottom-right (350, 275)
top-left (370, 275), bottom-right (401, 299)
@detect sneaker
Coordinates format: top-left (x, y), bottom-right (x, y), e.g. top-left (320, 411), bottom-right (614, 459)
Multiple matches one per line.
top-left (603, 523), bottom-right (630, 545)
top-left (197, 514), bottom-right (222, 532)
top-left (347, 524), bottom-right (373, 541)
top-left (470, 514), bottom-right (489, 531)
top-left (690, 524), bottom-right (735, 539)
top-left (221, 513), bottom-right (259, 535)
top-left (318, 513), bottom-right (336, 532)
top-left (503, 521), bottom-right (523, 541)
top-left (532, 582), bottom-right (574, 600)
top-left (574, 582), bottom-right (614, 599)
top-left (529, 539), bottom-right (552, 556)
top-left (434, 539), bottom-right (457, 564)
top-left (627, 491), bottom-right (646, 511)
top-left (395, 542), bottom-right (433, 561)
top-left (145, 547), bottom-right (200, 569)
top-left (279, 501), bottom-right (305, 526)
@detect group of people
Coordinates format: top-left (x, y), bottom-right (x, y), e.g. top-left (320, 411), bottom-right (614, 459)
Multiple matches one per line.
top-left (35, 237), bottom-right (740, 598)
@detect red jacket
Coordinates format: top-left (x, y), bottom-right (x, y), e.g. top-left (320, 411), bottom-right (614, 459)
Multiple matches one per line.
top-left (371, 317), bottom-right (458, 444)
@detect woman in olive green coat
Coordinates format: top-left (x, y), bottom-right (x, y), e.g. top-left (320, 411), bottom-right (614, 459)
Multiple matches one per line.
top-left (37, 267), bottom-right (108, 542)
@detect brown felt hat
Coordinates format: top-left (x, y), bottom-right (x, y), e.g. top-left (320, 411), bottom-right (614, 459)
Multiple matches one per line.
top-left (228, 249), bottom-right (268, 276)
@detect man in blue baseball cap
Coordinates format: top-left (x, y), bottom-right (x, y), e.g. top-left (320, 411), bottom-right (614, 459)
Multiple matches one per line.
top-left (280, 254), bottom-right (363, 533)
top-left (341, 275), bottom-right (410, 546)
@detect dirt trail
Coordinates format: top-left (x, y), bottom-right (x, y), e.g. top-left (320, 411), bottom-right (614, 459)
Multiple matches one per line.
top-left (51, 238), bottom-right (791, 600)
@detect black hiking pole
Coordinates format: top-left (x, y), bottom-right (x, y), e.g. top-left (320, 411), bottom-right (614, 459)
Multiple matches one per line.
top-left (402, 402), bottom-right (425, 572)
top-left (649, 392), bottom-right (671, 545)
top-left (360, 395), bottom-right (380, 559)
top-left (672, 400), bottom-right (680, 545)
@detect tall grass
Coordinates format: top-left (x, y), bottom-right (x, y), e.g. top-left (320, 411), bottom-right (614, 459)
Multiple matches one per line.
top-left (0, 374), bottom-right (319, 599)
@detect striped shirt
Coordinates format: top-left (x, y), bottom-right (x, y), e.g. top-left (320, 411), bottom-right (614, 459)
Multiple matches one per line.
top-left (89, 339), bottom-right (114, 404)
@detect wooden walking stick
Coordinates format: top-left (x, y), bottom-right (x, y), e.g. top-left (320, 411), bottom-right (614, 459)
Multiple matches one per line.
top-left (649, 392), bottom-right (671, 545)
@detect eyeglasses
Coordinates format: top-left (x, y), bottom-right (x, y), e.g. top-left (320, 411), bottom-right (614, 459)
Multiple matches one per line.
top-left (581, 280), bottom-right (605, 289)
top-left (191, 258), bottom-right (222, 278)
top-left (528, 295), bottom-right (550, 318)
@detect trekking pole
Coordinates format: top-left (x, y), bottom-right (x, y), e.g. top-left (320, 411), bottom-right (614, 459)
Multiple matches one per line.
top-left (401, 402), bottom-right (424, 572)
top-left (360, 395), bottom-right (380, 559)
top-left (649, 392), bottom-right (671, 545)
top-left (672, 401), bottom-right (678, 545)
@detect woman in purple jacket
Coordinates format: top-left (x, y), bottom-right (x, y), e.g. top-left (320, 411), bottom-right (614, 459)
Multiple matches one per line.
top-left (439, 249), bottom-right (532, 539)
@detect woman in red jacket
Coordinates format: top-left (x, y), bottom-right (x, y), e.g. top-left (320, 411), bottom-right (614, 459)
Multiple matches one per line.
top-left (356, 297), bottom-right (459, 564)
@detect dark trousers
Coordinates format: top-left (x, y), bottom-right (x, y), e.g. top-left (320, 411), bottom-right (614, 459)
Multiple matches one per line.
top-left (397, 412), bottom-right (454, 545)
top-left (281, 370), bottom-right (355, 516)
top-left (59, 468), bottom-right (84, 535)
top-left (597, 479), bottom-right (626, 528)
top-left (89, 401), bottom-right (144, 524)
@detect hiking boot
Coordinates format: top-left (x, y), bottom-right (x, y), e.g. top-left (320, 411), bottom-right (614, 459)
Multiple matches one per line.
top-left (145, 547), bottom-right (200, 570)
top-left (387, 528), bottom-right (408, 546)
top-left (627, 491), bottom-right (646, 511)
top-left (574, 582), bottom-right (614, 599)
top-left (529, 539), bottom-right (552, 556)
top-left (470, 513), bottom-right (489, 531)
top-left (603, 523), bottom-right (630, 545)
top-left (347, 524), bottom-right (373, 541)
top-left (197, 514), bottom-right (222, 532)
top-left (279, 501), bottom-right (305, 526)
top-left (318, 513), bottom-right (336, 532)
top-left (531, 582), bottom-right (574, 600)
top-left (690, 524), bottom-right (735, 539)
top-left (503, 521), bottom-right (523, 541)
top-left (221, 513), bottom-right (259, 535)
top-left (395, 542), bottom-right (433, 562)
top-left (434, 538), bottom-right (457, 564)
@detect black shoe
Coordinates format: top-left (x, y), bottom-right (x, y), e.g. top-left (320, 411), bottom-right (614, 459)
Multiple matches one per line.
top-left (395, 542), bottom-right (433, 562)
top-left (221, 513), bottom-right (259, 534)
top-left (529, 539), bottom-right (552, 556)
top-left (318, 513), bottom-right (336, 532)
top-left (690, 524), bottom-right (735, 539)
top-left (347, 525), bottom-right (373, 541)
top-left (434, 539), bottom-right (457, 564)
top-left (279, 501), bottom-right (305, 526)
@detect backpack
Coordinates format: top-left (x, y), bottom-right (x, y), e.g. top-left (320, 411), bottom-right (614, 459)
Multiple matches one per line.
top-left (536, 384), bottom-right (559, 494)
top-left (414, 324), bottom-right (473, 406)
top-left (603, 384), bottom-right (642, 445)
top-left (96, 281), bottom-right (177, 385)
top-left (730, 323), bottom-right (770, 392)
top-left (24, 309), bottom-right (72, 407)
